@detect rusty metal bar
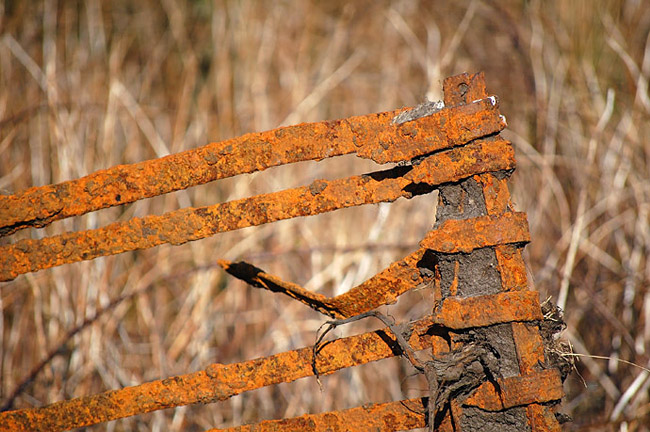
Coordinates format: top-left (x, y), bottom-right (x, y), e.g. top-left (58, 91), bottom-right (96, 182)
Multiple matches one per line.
top-left (0, 293), bottom-right (549, 432)
top-left (218, 209), bottom-right (530, 321)
top-left (0, 138), bottom-right (515, 281)
top-left (464, 369), bottom-right (564, 411)
top-left (208, 398), bottom-right (429, 432)
top-left (0, 98), bottom-right (505, 237)
top-left (207, 369), bottom-right (563, 432)
top-left (475, 173), bottom-right (530, 291)
top-left (526, 404), bottom-right (563, 432)
top-left (218, 247), bottom-right (435, 319)
top-left (419, 211), bottom-right (530, 253)
top-left (0, 315), bottom-right (441, 431)
top-left (433, 290), bottom-right (543, 329)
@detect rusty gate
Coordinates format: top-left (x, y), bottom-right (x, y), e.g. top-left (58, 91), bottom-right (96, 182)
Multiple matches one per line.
top-left (0, 73), bottom-right (566, 431)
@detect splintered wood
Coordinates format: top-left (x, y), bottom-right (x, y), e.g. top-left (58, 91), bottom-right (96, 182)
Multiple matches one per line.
top-left (0, 73), bottom-right (565, 431)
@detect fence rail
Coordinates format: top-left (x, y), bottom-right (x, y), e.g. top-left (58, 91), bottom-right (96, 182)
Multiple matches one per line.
top-left (0, 72), bottom-right (566, 431)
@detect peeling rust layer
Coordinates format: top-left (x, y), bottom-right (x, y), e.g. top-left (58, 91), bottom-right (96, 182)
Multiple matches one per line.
top-left (0, 138), bottom-right (515, 281)
top-left (208, 398), bottom-right (427, 432)
top-left (433, 290), bottom-right (543, 329)
top-left (219, 247), bottom-right (433, 319)
top-left (464, 369), bottom-right (564, 411)
top-left (0, 316), bottom-right (441, 431)
top-left (0, 98), bottom-right (505, 237)
top-left (419, 211), bottom-right (530, 253)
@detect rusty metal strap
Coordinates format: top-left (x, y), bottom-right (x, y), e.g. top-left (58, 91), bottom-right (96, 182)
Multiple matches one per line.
top-left (0, 138), bottom-right (515, 282)
top-left (0, 315), bottom-right (439, 431)
top-left (433, 290), bottom-right (543, 329)
top-left (219, 247), bottom-right (434, 319)
top-left (464, 369), bottom-right (564, 411)
top-left (419, 211), bottom-right (530, 253)
top-left (206, 369), bottom-right (563, 432)
top-left (208, 397), bottom-right (427, 432)
top-left (0, 98), bottom-right (505, 237)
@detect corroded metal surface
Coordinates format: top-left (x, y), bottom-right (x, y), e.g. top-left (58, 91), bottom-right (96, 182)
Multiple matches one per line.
top-left (219, 247), bottom-right (434, 319)
top-left (0, 315), bottom-right (441, 431)
top-left (208, 369), bottom-right (563, 432)
top-left (0, 98), bottom-right (505, 237)
top-left (0, 72), bottom-right (565, 431)
top-left (434, 72), bottom-right (562, 430)
top-left (464, 369), bottom-right (564, 411)
top-left (0, 138), bottom-right (515, 281)
top-left (208, 398), bottom-right (427, 432)
top-left (433, 290), bottom-right (543, 329)
top-left (419, 211), bottom-right (530, 254)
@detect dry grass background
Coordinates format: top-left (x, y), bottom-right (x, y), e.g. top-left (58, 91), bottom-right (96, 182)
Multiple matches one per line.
top-left (0, 0), bottom-right (649, 430)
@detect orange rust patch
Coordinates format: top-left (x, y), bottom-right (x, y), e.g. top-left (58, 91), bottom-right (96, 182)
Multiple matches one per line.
top-left (475, 172), bottom-right (513, 215)
top-left (433, 290), bottom-right (543, 329)
top-left (419, 211), bottom-right (530, 254)
top-left (526, 403), bottom-right (564, 432)
top-left (511, 321), bottom-right (547, 374)
top-left (494, 244), bottom-right (529, 290)
top-left (464, 369), bottom-right (564, 411)
top-left (207, 398), bottom-right (426, 432)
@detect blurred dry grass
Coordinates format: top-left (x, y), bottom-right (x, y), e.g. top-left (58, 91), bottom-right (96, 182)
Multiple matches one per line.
top-left (0, 0), bottom-right (649, 430)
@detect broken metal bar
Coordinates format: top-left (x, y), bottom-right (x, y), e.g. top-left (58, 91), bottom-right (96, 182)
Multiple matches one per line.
top-left (217, 259), bottom-right (344, 318)
top-left (218, 194), bottom-right (529, 322)
top-left (0, 315), bottom-right (441, 431)
top-left (219, 247), bottom-right (435, 319)
top-left (0, 98), bottom-right (505, 237)
top-left (0, 138), bottom-right (515, 281)
top-left (433, 290), bottom-right (543, 329)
